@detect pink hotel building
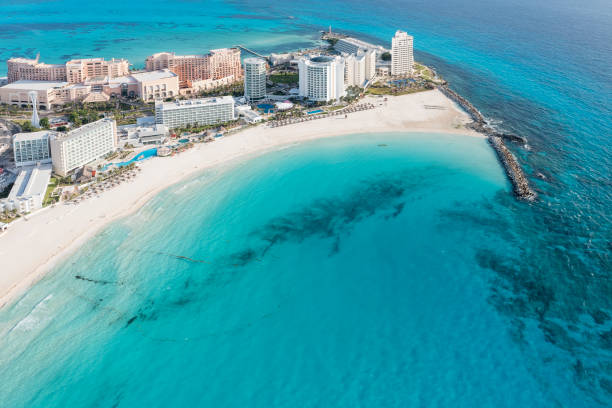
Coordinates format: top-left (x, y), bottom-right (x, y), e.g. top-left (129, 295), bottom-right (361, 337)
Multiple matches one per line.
top-left (0, 48), bottom-right (240, 108)
top-left (7, 55), bottom-right (130, 84)
top-left (1, 55), bottom-right (179, 108)
top-left (145, 48), bottom-right (242, 89)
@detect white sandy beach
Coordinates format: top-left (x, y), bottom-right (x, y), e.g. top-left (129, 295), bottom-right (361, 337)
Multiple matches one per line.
top-left (0, 89), bottom-right (480, 308)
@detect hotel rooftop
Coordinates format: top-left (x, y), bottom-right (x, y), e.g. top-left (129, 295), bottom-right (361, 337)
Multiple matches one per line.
top-left (1, 80), bottom-right (69, 90)
top-left (130, 69), bottom-right (177, 82)
top-left (8, 165), bottom-right (52, 202)
top-left (155, 95), bottom-right (234, 110)
top-left (53, 117), bottom-right (115, 141)
top-left (13, 130), bottom-right (58, 142)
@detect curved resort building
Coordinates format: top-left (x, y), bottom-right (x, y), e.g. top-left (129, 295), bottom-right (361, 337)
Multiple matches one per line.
top-left (298, 55), bottom-right (345, 102)
top-left (243, 58), bottom-right (267, 103)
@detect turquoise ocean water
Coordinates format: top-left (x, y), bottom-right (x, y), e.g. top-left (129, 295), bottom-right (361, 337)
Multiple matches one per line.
top-left (1, 0), bottom-right (611, 406)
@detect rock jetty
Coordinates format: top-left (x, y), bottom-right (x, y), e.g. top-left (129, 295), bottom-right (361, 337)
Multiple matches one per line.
top-left (438, 84), bottom-right (536, 201)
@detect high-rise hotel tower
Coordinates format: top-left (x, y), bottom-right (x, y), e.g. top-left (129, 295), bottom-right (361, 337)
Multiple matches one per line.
top-left (243, 58), bottom-right (267, 103)
top-left (298, 55), bottom-right (345, 102)
top-left (391, 30), bottom-right (414, 76)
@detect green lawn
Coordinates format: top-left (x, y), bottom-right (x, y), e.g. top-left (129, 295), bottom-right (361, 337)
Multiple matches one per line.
top-left (269, 73), bottom-right (299, 84)
top-left (367, 86), bottom-right (428, 96)
top-left (43, 177), bottom-right (59, 206)
top-left (366, 86), bottom-right (393, 95)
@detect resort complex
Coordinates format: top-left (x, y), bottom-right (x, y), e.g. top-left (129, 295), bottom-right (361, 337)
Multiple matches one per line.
top-left (8, 56), bottom-right (130, 83)
top-left (1, 2), bottom-right (607, 405)
top-left (0, 48), bottom-right (241, 107)
top-left (0, 69), bottom-right (180, 107)
top-left (0, 28), bottom-right (462, 222)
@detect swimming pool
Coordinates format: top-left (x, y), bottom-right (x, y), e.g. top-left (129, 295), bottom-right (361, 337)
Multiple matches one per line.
top-left (307, 109), bottom-right (324, 115)
top-left (179, 138), bottom-right (190, 143)
top-left (257, 103), bottom-right (275, 113)
top-left (101, 148), bottom-right (157, 172)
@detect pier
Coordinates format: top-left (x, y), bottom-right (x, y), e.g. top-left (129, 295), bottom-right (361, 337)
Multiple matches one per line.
top-left (438, 84), bottom-right (536, 201)
top-left (236, 45), bottom-right (269, 62)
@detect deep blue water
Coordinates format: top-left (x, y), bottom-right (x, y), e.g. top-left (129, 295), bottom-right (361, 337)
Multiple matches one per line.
top-left (1, 0), bottom-right (611, 406)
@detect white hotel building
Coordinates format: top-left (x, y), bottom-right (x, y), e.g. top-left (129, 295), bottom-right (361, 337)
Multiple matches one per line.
top-left (298, 56), bottom-right (345, 102)
top-left (13, 130), bottom-right (54, 167)
top-left (0, 164), bottom-right (52, 214)
top-left (154, 96), bottom-right (235, 129)
top-left (334, 37), bottom-right (386, 55)
top-left (243, 57), bottom-right (267, 103)
top-left (391, 30), bottom-right (414, 76)
top-left (50, 118), bottom-right (117, 176)
top-left (343, 50), bottom-right (376, 87)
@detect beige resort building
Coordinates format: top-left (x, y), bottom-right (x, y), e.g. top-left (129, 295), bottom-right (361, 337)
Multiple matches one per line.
top-left (7, 55), bottom-right (129, 84)
top-left (145, 48), bottom-right (242, 90)
top-left (0, 69), bottom-right (179, 107)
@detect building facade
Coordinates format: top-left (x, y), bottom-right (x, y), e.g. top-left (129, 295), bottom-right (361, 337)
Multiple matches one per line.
top-left (343, 50), bottom-right (376, 87)
top-left (335, 37), bottom-right (386, 55)
top-left (7, 57), bottom-right (66, 83)
top-left (391, 30), bottom-right (414, 76)
top-left (130, 70), bottom-right (180, 101)
top-left (65, 58), bottom-right (129, 83)
top-left (298, 56), bottom-right (345, 102)
top-left (0, 80), bottom-right (68, 109)
top-left (344, 53), bottom-right (364, 88)
top-left (207, 48), bottom-right (242, 80)
top-left (50, 118), bottom-right (117, 176)
top-left (145, 48), bottom-right (242, 88)
top-left (3, 55), bottom-right (135, 106)
top-left (243, 58), bottom-right (267, 103)
top-left (181, 75), bottom-right (236, 95)
top-left (0, 75), bottom-right (176, 108)
top-left (7, 56), bottom-right (129, 84)
top-left (117, 123), bottom-right (169, 146)
top-left (155, 96), bottom-right (235, 129)
top-left (13, 131), bottom-right (54, 167)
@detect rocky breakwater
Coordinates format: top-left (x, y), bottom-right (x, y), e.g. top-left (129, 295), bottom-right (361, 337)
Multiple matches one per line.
top-left (489, 136), bottom-right (537, 200)
top-left (438, 84), bottom-right (536, 201)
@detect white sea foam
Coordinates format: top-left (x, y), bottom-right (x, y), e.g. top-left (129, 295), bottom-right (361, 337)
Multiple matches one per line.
top-left (10, 294), bottom-right (54, 334)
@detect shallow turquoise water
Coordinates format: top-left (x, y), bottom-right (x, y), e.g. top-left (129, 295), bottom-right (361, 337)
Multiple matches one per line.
top-left (0, 133), bottom-right (549, 407)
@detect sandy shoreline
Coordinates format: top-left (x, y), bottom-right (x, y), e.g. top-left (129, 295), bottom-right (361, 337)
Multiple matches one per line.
top-left (0, 89), bottom-right (481, 309)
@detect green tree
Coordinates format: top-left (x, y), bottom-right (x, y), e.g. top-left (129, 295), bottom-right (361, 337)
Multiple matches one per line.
top-left (20, 121), bottom-right (36, 132)
top-left (68, 112), bottom-right (81, 127)
top-left (39, 117), bottom-right (50, 129)
top-left (381, 52), bottom-right (391, 61)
